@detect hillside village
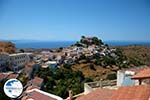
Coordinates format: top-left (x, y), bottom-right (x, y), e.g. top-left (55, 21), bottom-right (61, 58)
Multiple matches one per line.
top-left (0, 36), bottom-right (150, 100)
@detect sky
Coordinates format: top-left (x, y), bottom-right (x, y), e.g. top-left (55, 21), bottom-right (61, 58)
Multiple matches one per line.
top-left (0, 0), bottom-right (150, 41)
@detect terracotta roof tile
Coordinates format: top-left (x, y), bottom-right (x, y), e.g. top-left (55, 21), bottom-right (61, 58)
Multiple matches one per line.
top-left (31, 77), bottom-right (43, 87)
top-left (76, 88), bottom-right (115, 100)
top-left (22, 89), bottom-right (63, 100)
top-left (132, 68), bottom-right (150, 79)
top-left (7, 73), bottom-right (18, 79)
top-left (26, 86), bottom-right (40, 91)
top-left (76, 85), bottom-right (150, 100)
top-left (120, 66), bottom-right (149, 73)
top-left (0, 73), bottom-right (18, 80)
top-left (109, 85), bottom-right (150, 100)
top-left (0, 73), bottom-right (7, 80)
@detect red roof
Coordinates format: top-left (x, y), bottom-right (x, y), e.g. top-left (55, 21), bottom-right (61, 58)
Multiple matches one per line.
top-left (7, 73), bottom-right (18, 79)
top-left (132, 68), bottom-right (150, 79)
top-left (0, 73), bottom-right (18, 80)
top-left (76, 88), bottom-right (115, 100)
top-left (22, 89), bottom-right (63, 100)
top-left (26, 86), bottom-right (40, 91)
top-left (23, 90), bottom-right (56, 100)
top-left (109, 85), bottom-right (150, 100)
top-left (76, 85), bottom-right (150, 100)
top-left (0, 73), bottom-right (7, 80)
top-left (31, 77), bottom-right (44, 87)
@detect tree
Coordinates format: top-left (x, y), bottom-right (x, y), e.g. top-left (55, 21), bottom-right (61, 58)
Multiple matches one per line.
top-left (34, 66), bottom-right (93, 99)
top-left (63, 64), bottom-right (71, 69)
top-left (106, 72), bottom-right (117, 80)
top-left (75, 41), bottom-right (83, 47)
top-left (89, 64), bottom-right (96, 71)
top-left (103, 56), bottom-right (116, 66)
top-left (20, 49), bottom-right (25, 53)
top-left (79, 54), bottom-right (86, 60)
top-left (0, 80), bottom-right (10, 100)
top-left (81, 36), bottom-right (85, 39)
top-left (92, 37), bottom-right (103, 45)
top-left (84, 77), bottom-right (93, 82)
top-left (35, 67), bottom-right (53, 79)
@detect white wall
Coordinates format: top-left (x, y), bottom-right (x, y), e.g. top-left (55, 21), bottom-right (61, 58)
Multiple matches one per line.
top-left (9, 53), bottom-right (30, 71)
top-left (84, 83), bottom-right (93, 94)
top-left (117, 71), bottom-right (125, 86)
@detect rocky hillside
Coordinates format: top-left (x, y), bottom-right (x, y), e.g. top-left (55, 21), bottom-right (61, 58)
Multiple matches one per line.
top-left (116, 45), bottom-right (150, 66)
top-left (70, 37), bottom-right (150, 81)
top-left (67, 36), bottom-right (130, 81)
top-left (0, 41), bottom-right (16, 54)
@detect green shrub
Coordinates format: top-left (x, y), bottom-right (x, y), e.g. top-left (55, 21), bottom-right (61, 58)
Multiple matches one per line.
top-left (106, 72), bottom-right (117, 80)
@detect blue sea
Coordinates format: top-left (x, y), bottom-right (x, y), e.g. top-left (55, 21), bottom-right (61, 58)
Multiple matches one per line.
top-left (12, 41), bottom-right (75, 49)
top-left (11, 40), bottom-right (150, 49)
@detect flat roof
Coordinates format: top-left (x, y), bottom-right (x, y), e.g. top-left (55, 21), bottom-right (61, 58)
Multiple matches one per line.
top-left (46, 61), bottom-right (57, 64)
top-left (9, 53), bottom-right (31, 56)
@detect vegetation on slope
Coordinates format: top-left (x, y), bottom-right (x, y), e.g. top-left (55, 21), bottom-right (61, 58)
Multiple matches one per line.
top-left (0, 79), bottom-right (10, 100)
top-left (34, 65), bottom-right (92, 98)
top-left (72, 36), bottom-right (147, 81)
top-left (116, 45), bottom-right (150, 66)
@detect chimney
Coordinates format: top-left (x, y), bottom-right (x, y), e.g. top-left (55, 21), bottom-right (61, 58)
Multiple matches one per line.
top-left (68, 90), bottom-right (73, 100)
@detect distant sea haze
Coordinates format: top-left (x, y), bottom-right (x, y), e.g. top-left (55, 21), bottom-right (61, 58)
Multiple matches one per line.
top-left (12, 41), bottom-right (150, 49)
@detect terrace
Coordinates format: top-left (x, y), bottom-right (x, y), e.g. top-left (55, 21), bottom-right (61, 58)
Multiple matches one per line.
top-left (84, 80), bottom-right (117, 94)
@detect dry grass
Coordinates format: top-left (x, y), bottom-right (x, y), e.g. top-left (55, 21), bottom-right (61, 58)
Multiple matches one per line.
top-left (72, 63), bottom-right (116, 81)
top-left (72, 45), bottom-right (150, 81)
top-left (117, 46), bottom-right (150, 65)
top-left (0, 41), bottom-right (16, 54)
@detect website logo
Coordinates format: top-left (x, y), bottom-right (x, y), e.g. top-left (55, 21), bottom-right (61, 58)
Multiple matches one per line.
top-left (3, 79), bottom-right (23, 98)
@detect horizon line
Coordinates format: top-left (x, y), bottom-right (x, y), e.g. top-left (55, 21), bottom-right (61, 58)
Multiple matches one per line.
top-left (0, 39), bottom-right (150, 43)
